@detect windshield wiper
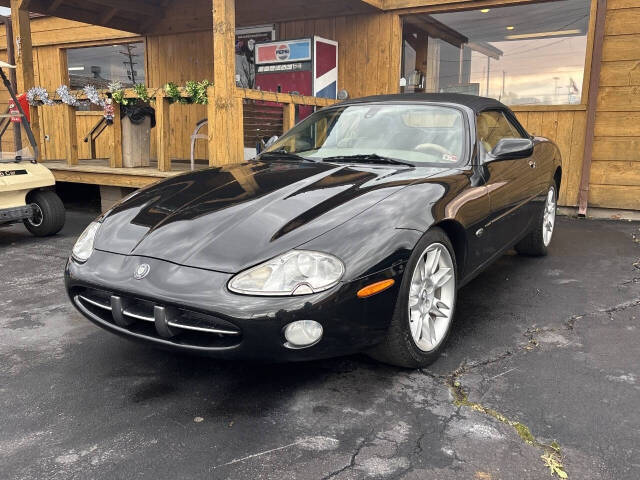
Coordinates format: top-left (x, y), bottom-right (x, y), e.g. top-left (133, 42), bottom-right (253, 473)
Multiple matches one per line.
top-left (321, 154), bottom-right (414, 167)
top-left (259, 149), bottom-right (318, 162)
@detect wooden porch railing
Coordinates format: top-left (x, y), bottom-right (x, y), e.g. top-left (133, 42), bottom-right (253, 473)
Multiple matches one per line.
top-left (31, 87), bottom-right (338, 172)
top-left (236, 87), bottom-right (338, 137)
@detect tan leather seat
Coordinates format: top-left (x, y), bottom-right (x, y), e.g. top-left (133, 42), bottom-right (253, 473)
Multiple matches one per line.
top-left (476, 114), bottom-right (493, 153)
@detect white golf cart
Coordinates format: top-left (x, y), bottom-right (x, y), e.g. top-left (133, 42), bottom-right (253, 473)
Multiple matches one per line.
top-left (0, 61), bottom-right (65, 237)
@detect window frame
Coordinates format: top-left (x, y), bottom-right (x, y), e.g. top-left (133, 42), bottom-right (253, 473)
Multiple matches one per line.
top-left (59, 37), bottom-right (148, 91)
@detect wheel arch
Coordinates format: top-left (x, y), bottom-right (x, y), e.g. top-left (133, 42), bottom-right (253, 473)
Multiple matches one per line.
top-left (432, 219), bottom-right (467, 279)
top-left (554, 166), bottom-right (562, 193)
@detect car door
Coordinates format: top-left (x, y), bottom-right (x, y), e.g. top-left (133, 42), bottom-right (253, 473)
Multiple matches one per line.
top-left (477, 109), bottom-right (539, 253)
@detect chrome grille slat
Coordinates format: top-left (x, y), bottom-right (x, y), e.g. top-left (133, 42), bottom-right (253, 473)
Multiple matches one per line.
top-left (73, 288), bottom-right (242, 349)
top-left (122, 309), bottom-right (154, 323)
top-left (166, 321), bottom-right (240, 335)
top-left (78, 294), bottom-right (112, 311)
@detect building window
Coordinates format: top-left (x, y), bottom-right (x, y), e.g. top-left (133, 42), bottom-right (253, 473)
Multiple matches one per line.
top-left (66, 42), bottom-right (145, 89)
top-left (401, 0), bottom-right (591, 105)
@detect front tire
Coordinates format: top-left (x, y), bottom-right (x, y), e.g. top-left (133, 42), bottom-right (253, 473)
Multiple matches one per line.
top-left (515, 185), bottom-right (556, 256)
top-left (23, 190), bottom-right (66, 237)
top-left (369, 227), bottom-right (457, 368)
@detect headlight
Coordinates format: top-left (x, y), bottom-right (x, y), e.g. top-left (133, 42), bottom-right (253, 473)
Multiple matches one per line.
top-left (228, 250), bottom-right (344, 296)
top-left (72, 222), bottom-right (101, 263)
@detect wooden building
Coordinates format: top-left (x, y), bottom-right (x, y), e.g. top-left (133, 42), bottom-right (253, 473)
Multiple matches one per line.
top-left (0, 0), bottom-right (637, 214)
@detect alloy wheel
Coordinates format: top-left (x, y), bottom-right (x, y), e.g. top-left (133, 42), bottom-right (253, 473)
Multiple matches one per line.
top-left (407, 243), bottom-right (456, 352)
top-left (543, 187), bottom-right (556, 247)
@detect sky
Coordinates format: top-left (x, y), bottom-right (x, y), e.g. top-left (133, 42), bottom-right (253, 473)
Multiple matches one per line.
top-left (469, 35), bottom-right (587, 104)
top-left (0, 7), bottom-right (9, 15)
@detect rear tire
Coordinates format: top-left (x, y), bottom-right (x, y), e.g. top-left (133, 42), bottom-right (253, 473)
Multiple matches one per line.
top-left (515, 185), bottom-right (556, 257)
top-left (368, 227), bottom-right (457, 368)
top-left (23, 190), bottom-right (65, 237)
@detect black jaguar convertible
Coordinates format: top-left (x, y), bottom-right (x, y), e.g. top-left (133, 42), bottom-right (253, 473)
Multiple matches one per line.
top-left (66, 93), bottom-right (561, 368)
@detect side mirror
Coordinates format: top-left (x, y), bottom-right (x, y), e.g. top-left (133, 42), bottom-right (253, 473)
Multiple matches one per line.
top-left (258, 135), bottom-right (279, 154)
top-left (264, 135), bottom-right (279, 149)
top-left (488, 138), bottom-right (534, 161)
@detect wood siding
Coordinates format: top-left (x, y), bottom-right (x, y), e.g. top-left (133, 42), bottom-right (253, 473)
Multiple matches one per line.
top-left (514, 108), bottom-right (587, 207)
top-left (591, 0), bottom-right (640, 210)
top-left (279, 12), bottom-right (402, 98)
top-left (146, 31), bottom-right (213, 161)
top-left (0, 2), bottom-right (638, 212)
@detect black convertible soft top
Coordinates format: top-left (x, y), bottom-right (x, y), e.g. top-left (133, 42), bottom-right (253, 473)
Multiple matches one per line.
top-left (339, 93), bottom-right (508, 113)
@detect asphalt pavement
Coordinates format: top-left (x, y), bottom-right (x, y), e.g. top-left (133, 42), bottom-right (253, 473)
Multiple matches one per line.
top-left (1, 209), bottom-right (638, 480)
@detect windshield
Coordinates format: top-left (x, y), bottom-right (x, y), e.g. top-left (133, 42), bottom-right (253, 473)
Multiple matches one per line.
top-left (264, 104), bottom-right (466, 165)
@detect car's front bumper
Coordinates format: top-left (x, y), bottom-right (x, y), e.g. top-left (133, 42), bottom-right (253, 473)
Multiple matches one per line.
top-left (65, 250), bottom-right (405, 362)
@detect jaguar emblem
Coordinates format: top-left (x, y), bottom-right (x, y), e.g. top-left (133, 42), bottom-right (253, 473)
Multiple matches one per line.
top-left (134, 263), bottom-right (151, 280)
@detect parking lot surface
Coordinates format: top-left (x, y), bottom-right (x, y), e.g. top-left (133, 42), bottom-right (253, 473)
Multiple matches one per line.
top-left (1, 210), bottom-right (639, 480)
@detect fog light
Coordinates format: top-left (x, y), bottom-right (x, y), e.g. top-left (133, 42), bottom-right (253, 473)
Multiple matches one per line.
top-left (284, 320), bottom-right (323, 348)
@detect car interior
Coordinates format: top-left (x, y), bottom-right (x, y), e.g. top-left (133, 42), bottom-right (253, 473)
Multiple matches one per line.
top-left (322, 107), bottom-right (465, 162)
top-left (476, 110), bottom-right (523, 154)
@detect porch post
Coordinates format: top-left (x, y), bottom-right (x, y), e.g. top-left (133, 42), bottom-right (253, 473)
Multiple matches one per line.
top-left (57, 48), bottom-right (77, 165)
top-left (61, 104), bottom-right (78, 165)
top-left (209, 0), bottom-right (244, 166)
top-left (10, 0), bottom-right (42, 160)
top-left (577, 0), bottom-right (607, 216)
top-left (110, 103), bottom-right (123, 168)
top-left (155, 94), bottom-right (171, 172)
top-left (283, 103), bottom-right (296, 132)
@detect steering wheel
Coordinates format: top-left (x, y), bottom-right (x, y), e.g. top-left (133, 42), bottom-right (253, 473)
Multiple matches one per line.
top-left (414, 142), bottom-right (451, 157)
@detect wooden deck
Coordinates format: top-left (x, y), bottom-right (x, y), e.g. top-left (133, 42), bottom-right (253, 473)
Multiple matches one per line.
top-left (44, 159), bottom-right (210, 188)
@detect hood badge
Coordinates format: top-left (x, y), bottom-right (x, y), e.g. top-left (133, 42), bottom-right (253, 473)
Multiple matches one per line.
top-left (134, 263), bottom-right (151, 280)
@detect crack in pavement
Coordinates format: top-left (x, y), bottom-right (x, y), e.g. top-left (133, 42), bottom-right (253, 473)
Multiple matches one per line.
top-left (420, 348), bottom-right (514, 382)
top-left (321, 429), bottom-right (375, 480)
top-left (617, 257), bottom-right (640, 286)
top-left (415, 295), bottom-right (640, 479)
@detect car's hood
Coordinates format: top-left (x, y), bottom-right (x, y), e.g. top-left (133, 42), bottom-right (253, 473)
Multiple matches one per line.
top-left (95, 160), bottom-right (451, 273)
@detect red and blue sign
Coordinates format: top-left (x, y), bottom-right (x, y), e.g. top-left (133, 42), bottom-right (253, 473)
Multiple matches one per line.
top-left (313, 38), bottom-right (338, 100)
top-left (256, 40), bottom-right (312, 64)
top-left (254, 36), bottom-right (339, 119)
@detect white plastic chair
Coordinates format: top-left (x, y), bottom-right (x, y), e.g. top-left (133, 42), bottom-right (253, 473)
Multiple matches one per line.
top-left (190, 119), bottom-right (208, 171)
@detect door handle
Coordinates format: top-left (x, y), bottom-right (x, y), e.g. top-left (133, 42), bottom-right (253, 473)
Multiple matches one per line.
top-left (528, 160), bottom-right (537, 169)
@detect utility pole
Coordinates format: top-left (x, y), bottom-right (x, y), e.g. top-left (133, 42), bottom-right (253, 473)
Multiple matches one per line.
top-left (499, 70), bottom-right (505, 101)
top-left (120, 44), bottom-right (139, 85)
top-left (486, 56), bottom-right (491, 97)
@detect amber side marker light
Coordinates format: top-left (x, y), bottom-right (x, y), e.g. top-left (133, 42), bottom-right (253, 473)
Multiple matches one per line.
top-left (357, 279), bottom-right (395, 298)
